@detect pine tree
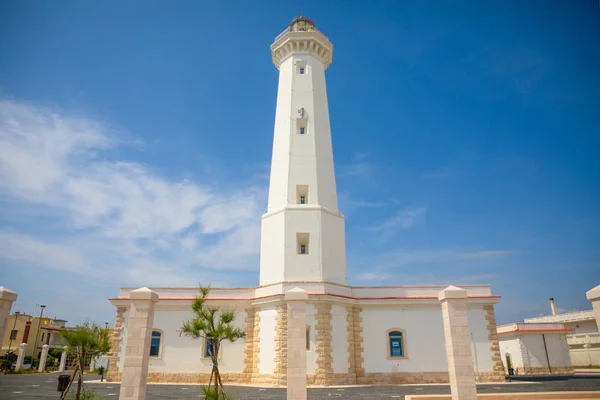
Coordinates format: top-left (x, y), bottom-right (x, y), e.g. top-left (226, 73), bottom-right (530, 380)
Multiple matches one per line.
top-left (181, 284), bottom-right (245, 399)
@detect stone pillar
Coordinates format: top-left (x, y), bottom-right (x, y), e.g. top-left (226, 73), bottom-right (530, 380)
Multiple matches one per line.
top-left (119, 287), bottom-right (158, 400)
top-left (438, 285), bottom-right (478, 400)
top-left (586, 285), bottom-right (600, 332)
top-left (314, 303), bottom-right (334, 385)
top-left (15, 343), bottom-right (26, 370)
top-left (38, 344), bottom-right (49, 372)
top-left (0, 287), bottom-right (18, 347)
top-left (286, 288), bottom-right (308, 400)
top-left (59, 346), bottom-right (68, 372)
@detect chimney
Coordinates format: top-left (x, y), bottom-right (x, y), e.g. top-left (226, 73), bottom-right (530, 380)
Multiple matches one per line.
top-left (550, 298), bottom-right (557, 316)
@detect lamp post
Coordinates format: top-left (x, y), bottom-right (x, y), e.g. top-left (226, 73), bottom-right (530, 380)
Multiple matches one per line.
top-left (105, 322), bottom-right (109, 330)
top-left (4, 311), bottom-right (20, 374)
top-left (32, 305), bottom-right (46, 362)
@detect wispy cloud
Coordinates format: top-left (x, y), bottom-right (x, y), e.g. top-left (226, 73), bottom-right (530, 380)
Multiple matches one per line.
top-left (350, 248), bottom-right (514, 274)
top-left (0, 99), bottom-right (265, 290)
top-left (366, 206), bottom-right (427, 232)
top-left (337, 152), bottom-right (377, 178)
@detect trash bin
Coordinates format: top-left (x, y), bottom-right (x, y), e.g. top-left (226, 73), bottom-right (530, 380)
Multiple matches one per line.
top-left (57, 374), bottom-right (70, 392)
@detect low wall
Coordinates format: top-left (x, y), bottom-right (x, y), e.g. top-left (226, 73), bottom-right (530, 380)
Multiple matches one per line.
top-left (406, 391), bottom-right (600, 400)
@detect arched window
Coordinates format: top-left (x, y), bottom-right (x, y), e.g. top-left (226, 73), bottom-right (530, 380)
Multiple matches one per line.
top-left (150, 331), bottom-right (162, 357)
top-left (387, 329), bottom-right (407, 359)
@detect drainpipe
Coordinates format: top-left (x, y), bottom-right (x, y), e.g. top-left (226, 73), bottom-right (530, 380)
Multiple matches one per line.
top-left (542, 334), bottom-right (552, 374)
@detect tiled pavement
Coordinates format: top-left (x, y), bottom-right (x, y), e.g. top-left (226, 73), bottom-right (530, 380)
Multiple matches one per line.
top-left (1, 373), bottom-right (600, 399)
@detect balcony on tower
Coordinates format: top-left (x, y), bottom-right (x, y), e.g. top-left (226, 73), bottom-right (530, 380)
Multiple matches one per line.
top-left (271, 16), bottom-right (332, 69)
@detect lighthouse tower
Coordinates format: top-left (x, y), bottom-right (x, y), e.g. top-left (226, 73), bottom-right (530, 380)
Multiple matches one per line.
top-left (259, 17), bottom-right (347, 286)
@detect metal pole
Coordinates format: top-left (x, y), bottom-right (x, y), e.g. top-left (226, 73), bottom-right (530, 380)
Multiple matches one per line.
top-left (4, 311), bottom-right (20, 374)
top-left (31, 305), bottom-right (46, 364)
top-left (542, 333), bottom-right (552, 374)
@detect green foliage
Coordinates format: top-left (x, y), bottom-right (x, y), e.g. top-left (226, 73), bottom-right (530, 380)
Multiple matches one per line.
top-left (50, 348), bottom-right (64, 359)
top-left (181, 284), bottom-right (246, 344)
top-left (66, 388), bottom-right (106, 400)
top-left (181, 284), bottom-right (245, 399)
top-left (201, 385), bottom-right (231, 400)
top-left (60, 321), bottom-right (111, 400)
top-left (60, 321), bottom-right (111, 360)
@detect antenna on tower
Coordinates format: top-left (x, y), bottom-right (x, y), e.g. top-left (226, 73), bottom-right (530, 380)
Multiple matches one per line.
top-left (300, 7), bottom-right (303, 16)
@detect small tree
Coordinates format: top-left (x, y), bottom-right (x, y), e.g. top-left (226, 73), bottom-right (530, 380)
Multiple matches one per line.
top-left (181, 284), bottom-right (245, 399)
top-left (60, 322), bottom-right (111, 400)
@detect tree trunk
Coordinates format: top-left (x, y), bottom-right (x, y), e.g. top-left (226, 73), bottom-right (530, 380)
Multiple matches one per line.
top-left (76, 349), bottom-right (84, 400)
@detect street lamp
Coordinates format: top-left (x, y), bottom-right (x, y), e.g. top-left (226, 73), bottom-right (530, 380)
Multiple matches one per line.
top-left (4, 311), bottom-right (20, 374)
top-left (32, 305), bottom-right (46, 362)
top-left (105, 322), bottom-right (109, 330)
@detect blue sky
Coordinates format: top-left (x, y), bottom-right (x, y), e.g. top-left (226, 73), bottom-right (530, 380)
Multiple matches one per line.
top-left (0, 1), bottom-right (598, 326)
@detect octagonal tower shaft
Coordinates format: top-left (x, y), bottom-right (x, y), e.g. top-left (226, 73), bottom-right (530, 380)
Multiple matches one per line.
top-left (259, 19), bottom-right (347, 286)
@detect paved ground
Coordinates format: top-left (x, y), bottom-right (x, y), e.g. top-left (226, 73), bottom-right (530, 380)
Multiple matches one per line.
top-left (1, 372), bottom-right (600, 399)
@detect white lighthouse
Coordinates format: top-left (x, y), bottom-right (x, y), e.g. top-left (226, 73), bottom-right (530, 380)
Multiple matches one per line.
top-left (109, 16), bottom-right (504, 387)
top-left (259, 16), bottom-right (347, 286)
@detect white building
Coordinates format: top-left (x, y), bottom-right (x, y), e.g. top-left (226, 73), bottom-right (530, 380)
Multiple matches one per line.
top-left (107, 16), bottom-right (504, 386)
top-left (524, 299), bottom-right (599, 367)
top-left (497, 323), bottom-right (573, 375)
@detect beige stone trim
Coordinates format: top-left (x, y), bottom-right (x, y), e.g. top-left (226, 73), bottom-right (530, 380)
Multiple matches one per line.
top-left (107, 307), bottom-right (125, 382)
top-left (352, 306), bottom-right (365, 383)
top-left (483, 305), bottom-right (507, 382)
top-left (361, 372), bottom-right (449, 384)
top-left (243, 307), bottom-right (258, 382)
top-left (314, 303), bottom-right (334, 385)
top-left (273, 304), bottom-right (288, 385)
top-left (345, 306), bottom-right (357, 384)
top-left (147, 372), bottom-right (249, 384)
top-left (386, 328), bottom-right (408, 360)
top-left (517, 366), bottom-right (574, 375)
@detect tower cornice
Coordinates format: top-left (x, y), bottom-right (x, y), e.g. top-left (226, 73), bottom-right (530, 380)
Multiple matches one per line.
top-left (270, 30), bottom-right (333, 69)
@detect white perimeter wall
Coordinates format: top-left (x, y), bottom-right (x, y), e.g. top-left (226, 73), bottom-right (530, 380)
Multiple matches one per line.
top-left (149, 307), bottom-right (246, 373)
top-left (361, 305), bottom-right (493, 373)
top-left (362, 306), bottom-right (447, 373)
top-left (499, 336), bottom-right (524, 369)
top-left (518, 333), bottom-right (571, 368)
top-left (564, 320), bottom-right (598, 334)
top-left (570, 346), bottom-right (600, 366)
top-left (258, 306), bottom-right (277, 374)
top-left (331, 305), bottom-right (349, 373)
top-left (467, 307), bottom-right (494, 373)
top-left (118, 307), bottom-right (246, 373)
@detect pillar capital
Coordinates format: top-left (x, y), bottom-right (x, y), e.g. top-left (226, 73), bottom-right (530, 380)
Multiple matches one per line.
top-left (285, 287), bottom-right (308, 302)
top-left (586, 285), bottom-right (600, 302)
top-left (130, 287), bottom-right (158, 302)
top-left (438, 285), bottom-right (467, 302)
top-left (0, 286), bottom-right (18, 302)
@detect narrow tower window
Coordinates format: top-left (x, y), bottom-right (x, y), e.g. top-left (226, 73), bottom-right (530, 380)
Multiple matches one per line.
top-left (300, 127), bottom-right (305, 134)
top-left (297, 60), bottom-right (307, 75)
top-left (296, 185), bottom-right (308, 204)
top-left (297, 233), bottom-right (309, 255)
